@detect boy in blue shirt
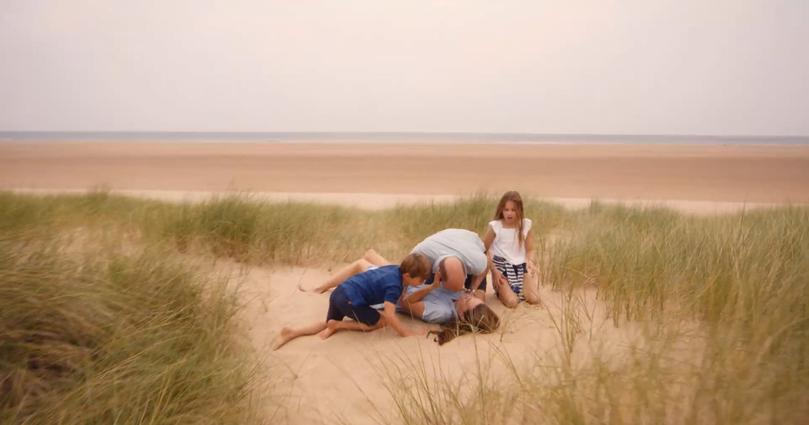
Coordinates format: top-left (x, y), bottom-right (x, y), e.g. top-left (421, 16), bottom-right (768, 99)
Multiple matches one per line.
top-left (273, 253), bottom-right (432, 350)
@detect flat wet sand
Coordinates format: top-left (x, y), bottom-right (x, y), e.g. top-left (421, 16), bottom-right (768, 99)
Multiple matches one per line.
top-left (2, 142), bottom-right (809, 204)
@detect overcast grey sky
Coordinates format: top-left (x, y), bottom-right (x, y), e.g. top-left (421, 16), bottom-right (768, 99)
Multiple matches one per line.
top-left (1, 1), bottom-right (807, 135)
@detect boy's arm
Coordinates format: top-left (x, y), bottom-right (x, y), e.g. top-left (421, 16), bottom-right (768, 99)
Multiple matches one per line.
top-left (401, 272), bottom-right (441, 304)
top-left (482, 225), bottom-right (505, 284)
top-left (381, 301), bottom-right (423, 337)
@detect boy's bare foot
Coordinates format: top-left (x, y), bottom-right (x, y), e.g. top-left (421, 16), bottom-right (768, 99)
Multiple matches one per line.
top-left (297, 281), bottom-right (329, 293)
top-left (318, 326), bottom-right (336, 340)
top-left (272, 327), bottom-right (294, 351)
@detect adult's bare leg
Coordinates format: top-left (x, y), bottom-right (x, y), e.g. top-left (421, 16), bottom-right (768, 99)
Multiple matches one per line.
top-left (306, 258), bottom-right (374, 293)
top-left (363, 248), bottom-right (392, 266)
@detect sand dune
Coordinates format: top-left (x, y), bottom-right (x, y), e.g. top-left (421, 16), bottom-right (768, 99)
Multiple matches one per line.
top-left (239, 264), bottom-right (575, 424)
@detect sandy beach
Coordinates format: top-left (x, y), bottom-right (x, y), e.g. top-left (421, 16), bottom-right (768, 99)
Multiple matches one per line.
top-left (2, 142), bottom-right (809, 209)
top-left (3, 140), bottom-right (808, 423)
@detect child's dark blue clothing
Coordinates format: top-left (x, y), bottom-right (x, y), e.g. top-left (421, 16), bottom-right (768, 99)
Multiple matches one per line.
top-left (326, 265), bottom-right (403, 326)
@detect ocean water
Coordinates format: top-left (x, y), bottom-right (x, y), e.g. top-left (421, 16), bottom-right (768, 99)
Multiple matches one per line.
top-left (0, 132), bottom-right (807, 145)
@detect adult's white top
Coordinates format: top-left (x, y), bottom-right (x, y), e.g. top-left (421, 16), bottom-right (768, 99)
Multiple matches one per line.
top-left (411, 228), bottom-right (487, 276)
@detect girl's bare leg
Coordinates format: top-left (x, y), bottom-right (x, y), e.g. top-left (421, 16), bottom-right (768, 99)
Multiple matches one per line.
top-left (363, 248), bottom-right (392, 266)
top-left (494, 276), bottom-right (519, 308)
top-left (523, 269), bottom-right (543, 306)
top-left (273, 321), bottom-right (327, 350)
top-left (306, 258), bottom-right (374, 293)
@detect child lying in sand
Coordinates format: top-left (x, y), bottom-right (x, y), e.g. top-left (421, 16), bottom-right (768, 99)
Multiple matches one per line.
top-left (273, 253), bottom-right (432, 350)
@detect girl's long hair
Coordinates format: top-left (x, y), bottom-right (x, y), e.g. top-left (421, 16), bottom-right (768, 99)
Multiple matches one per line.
top-left (429, 303), bottom-right (500, 345)
top-left (493, 191), bottom-right (526, 246)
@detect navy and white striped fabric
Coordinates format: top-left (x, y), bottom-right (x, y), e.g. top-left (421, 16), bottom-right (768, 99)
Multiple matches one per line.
top-left (492, 255), bottom-right (527, 300)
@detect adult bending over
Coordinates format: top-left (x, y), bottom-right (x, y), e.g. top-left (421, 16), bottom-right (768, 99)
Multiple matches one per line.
top-left (357, 248), bottom-right (501, 342)
top-left (399, 228), bottom-right (489, 324)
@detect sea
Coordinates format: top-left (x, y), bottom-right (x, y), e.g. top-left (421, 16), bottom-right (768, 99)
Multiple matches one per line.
top-left (0, 132), bottom-right (807, 145)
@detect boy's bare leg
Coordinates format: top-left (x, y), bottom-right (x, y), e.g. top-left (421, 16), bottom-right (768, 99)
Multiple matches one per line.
top-left (273, 321), bottom-right (327, 350)
top-left (363, 248), bottom-right (392, 266)
top-left (494, 276), bottom-right (519, 308)
top-left (523, 270), bottom-right (543, 306)
top-left (305, 258), bottom-right (374, 293)
top-left (326, 318), bottom-right (384, 334)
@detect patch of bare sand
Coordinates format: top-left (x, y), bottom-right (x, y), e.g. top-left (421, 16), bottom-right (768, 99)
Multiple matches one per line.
top-left (235, 263), bottom-right (671, 424)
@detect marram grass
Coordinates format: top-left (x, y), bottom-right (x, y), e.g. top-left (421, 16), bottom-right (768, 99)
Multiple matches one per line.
top-left (2, 191), bottom-right (808, 424)
top-left (0, 237), bottom-right (259, 424)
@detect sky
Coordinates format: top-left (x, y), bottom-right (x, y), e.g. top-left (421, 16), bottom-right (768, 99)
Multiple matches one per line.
top-left (1, 1), bottom-right (808, 135)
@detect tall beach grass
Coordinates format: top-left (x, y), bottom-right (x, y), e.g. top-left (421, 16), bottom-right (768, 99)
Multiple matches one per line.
top-left (2, 191), bottom-right (807, 424)
top-left (1, 197), bottom-right (262, 424)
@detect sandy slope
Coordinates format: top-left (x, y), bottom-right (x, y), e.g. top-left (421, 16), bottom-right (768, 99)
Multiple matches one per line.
top-left (237, 264), bottom-right (625, 424)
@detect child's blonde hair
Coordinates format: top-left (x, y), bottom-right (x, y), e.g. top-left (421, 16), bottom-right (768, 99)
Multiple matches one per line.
top-left (493, 191), bottom-right (526, 245)
top-left (399, 253), bottom-right (431, 280)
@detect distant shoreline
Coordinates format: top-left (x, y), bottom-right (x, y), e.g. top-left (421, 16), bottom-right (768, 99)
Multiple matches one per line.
top-left (2, 131), bottom-right (808, 145)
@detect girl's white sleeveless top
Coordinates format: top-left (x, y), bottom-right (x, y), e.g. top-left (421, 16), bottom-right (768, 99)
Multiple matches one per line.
top-left (489, 218), bottom-right (532, 265)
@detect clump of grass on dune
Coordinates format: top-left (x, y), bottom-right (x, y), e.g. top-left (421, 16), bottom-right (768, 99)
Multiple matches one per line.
top-left (152, 195), bottom-right (358, 263)
top-left (0, 237), bottom-right (259, 424)
top-left (385, 202), bottom-right (809, 425)
top-left (541, 203), bottom-right (809, 423)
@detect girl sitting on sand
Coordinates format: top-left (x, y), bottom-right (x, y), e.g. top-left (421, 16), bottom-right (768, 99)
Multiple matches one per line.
top-left (273, 252), bottom-right (432, 350)
top-left (482, 191), bottom-right (542, 308)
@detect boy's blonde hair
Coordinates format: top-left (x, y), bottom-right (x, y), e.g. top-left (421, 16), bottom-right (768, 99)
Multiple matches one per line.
top-left (399, 253), bottom-right (432, 280)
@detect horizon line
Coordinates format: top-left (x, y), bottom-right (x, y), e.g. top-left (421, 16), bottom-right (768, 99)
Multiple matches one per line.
top-left (2, 130), bottom-right (808, 140)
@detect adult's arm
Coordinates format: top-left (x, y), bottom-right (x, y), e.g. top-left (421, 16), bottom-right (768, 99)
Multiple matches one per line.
top-left (381, 301), bottom-right (421, 337)
top-left (482, 225), bottom-right (505, 284)
top-left (468, 270), bottom-right (488, 291)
